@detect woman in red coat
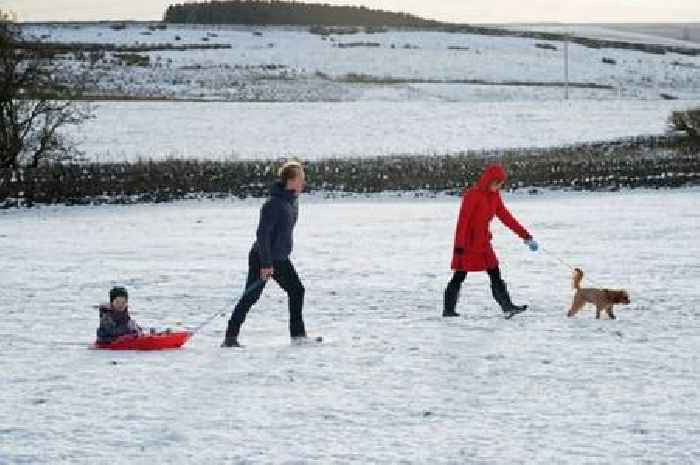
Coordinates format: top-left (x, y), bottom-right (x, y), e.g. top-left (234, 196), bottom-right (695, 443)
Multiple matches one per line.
top-left (444, 164), bottom-right (538, 318)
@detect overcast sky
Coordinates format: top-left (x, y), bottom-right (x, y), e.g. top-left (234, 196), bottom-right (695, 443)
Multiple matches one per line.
top-left (3, 0), bottom-right (698, 23)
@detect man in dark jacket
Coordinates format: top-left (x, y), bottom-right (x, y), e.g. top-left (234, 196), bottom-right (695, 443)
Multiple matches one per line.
top-left (222, 162), bottom-right (307, 347)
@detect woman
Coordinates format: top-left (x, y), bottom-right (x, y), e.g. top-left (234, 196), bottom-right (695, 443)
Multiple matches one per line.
top-left (444, 164), bottom-right (538, 318)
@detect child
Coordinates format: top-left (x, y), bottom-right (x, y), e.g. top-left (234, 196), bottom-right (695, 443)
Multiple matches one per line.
top-left (96, 286), bottom-right (142, 343)
top-left (444, 164), bottom-right (538, 318)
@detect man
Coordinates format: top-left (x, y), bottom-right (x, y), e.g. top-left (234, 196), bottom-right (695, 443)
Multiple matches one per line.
top-left (222, 161), bottom-right (309, 347)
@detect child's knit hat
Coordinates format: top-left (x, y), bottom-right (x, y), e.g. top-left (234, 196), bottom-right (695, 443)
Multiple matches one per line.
top-left (109, 286), bottom-right (128, 302)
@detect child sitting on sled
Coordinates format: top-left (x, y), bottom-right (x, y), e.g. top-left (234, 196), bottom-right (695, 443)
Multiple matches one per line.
top-left (96, 286), bottom-right (142, 343)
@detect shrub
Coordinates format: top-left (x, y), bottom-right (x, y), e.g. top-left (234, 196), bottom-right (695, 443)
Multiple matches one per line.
top-left (670, 107), bottom-right (700, 138)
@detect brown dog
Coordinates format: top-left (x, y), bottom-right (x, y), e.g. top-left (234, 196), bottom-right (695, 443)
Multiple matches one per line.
top-left (567, 268), bottom-right (630, 319)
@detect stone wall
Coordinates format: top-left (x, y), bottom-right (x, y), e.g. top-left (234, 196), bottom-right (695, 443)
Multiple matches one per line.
top-left (1, 136), bottom-right (698, 208)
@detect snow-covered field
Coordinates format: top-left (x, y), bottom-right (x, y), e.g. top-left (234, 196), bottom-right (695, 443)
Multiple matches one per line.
top-left (72, 99), bottom-right (700, 161)
top-left (507, 24), bottom-right (700, 47)
top-left (1, 190), bottom-right (699, 464)
top-left (20, 23), bottom-right (700, 101)
top-left (13, 22), bottom-right (700, 161)
top-left (15, 22), bottom-right (700, 162)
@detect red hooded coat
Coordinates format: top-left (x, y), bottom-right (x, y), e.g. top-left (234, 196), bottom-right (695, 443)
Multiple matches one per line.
top-left (451, 164), bottom-right (531, 272)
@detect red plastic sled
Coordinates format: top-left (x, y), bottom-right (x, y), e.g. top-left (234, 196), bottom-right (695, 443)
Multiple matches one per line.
top-left (90, 331), bottom-right (191, 350)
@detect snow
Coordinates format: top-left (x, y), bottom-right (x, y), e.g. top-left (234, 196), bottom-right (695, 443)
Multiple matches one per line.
top-left (507, 24), bottom-right (700, 48)
top-left (14, 22), bottom-right (700, 162)
top-left (16, 22), bottom-right (700, 162)
top-left (4, 18), bottom-right (699, 464)
top-left (1, 190), bottom-right (698, 463)
top-left (70, 99), bottom-right (700, 161)
top-left (19, 23), bottom-right (700, 102)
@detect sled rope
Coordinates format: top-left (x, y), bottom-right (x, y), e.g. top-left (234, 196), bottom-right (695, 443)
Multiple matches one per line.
top-left (189, 279), bottom-right (266, 336)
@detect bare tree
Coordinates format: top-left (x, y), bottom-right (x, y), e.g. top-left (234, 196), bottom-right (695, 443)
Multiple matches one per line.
top-left (0, 11), bottom-right (92, 171)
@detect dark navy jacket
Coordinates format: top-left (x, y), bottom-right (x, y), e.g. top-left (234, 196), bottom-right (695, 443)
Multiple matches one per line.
top-left (253, 182), bottom-right (299, 267)
top-left (96, 304), bottom-right (140, 343)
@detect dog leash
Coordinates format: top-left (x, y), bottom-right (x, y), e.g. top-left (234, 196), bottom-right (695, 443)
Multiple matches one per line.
top-left (540, 249), bottom-right (577, 272)
top-left (540, 248), bottom-right (605, 289)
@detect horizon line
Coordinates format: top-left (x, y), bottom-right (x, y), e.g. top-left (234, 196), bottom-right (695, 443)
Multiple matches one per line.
top-left (12, 19), bottom-right (700, 25)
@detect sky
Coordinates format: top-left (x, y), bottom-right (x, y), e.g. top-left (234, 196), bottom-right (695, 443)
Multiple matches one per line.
top-left (2, 0), bottom-right (698, 23)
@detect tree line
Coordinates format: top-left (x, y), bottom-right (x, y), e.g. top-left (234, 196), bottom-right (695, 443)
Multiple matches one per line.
top-left (163, 1), bottom-right (441, 27)
top-left (162, 2), bottom-right (700, 57)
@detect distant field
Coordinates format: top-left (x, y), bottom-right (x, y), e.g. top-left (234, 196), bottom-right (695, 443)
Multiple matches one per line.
top-left (70, 99), bottom-right (700, 161)
top-left (17, 22), bottom-right (700, 161)
top-left (507, 23), bottom-right (700, 45)
top-left (20, 23), bottom-right (700, 103)
top-left (601, 23), bottom-right (700, 45)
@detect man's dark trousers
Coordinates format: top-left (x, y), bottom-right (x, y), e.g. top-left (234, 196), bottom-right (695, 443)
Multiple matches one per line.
top-left (226, 247), bottom-right (306, 339)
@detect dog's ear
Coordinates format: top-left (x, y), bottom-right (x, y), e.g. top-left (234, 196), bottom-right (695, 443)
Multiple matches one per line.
top-left (621, 291), bottom-right (631, 304)
top-left (614, 291), bottom-right (630, 304)
top-left (572, 268), bottom-right (584, 289)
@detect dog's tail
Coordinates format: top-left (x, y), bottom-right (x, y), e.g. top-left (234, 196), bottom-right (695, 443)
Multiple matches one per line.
top-left (572, 268), bottom-right (584, 290)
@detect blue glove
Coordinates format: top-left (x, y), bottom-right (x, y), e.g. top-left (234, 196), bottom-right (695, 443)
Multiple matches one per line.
top-left (525, 238), bottom-right (539, 252)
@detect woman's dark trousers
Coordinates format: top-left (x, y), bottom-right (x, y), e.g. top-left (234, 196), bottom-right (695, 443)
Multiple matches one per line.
top-left (443, 267), bottom-right (523, 316)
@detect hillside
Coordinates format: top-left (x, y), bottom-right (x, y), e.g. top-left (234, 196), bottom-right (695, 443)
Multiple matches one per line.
top-left (164, 0), bottom-right (439, 28)
top-left (19, 22), bottom-right (700, 103)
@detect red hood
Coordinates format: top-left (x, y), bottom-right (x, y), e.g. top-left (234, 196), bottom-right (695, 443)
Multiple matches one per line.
top-left (475, 164), bottom-right (507, 191)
